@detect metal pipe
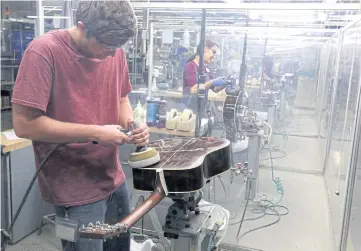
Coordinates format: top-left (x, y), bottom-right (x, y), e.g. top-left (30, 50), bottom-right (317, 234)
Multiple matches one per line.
top-left (133, 27), bottom-right (138, 87)
top-left (147, 21), bottom-right (154, 99)
top-left (220, 38), bottom-right (225, 69)
top-left (142, 9), bottom-right (149, 30)
top-left (340, 16), bottom-right (361, 32)
top-left (323, 32), bottom-right (343, 174)
top-left (316, 45), bottom-right (328, 134)
top-left (60, 1), bottom-right (73, 29)
top-left (35, 0), bottom-right (44, 37)
top-left (238, 15), bottom-right (248, 100)
top-left (246, 132), bottom-right (262, 200)
top-left (119, 184), bottom-right (166, 229)
top-left (130, 2), bottom-right (360, 10)
top-left (318, 42), bottom-right (334, 138)
top-left (336, 33), bottom-right (357, 194)
top-left (151, 26), bottom-right (339, 34)
top-left (195, 9), bottom-right (206, 137)
top-left (141, 9), bottom-right (149, 78)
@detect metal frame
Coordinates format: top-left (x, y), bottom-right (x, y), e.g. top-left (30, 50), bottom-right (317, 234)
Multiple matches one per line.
top-left (336, 29), bottom-right (358, 193)
top-left (152, 26), bottom-right (340, 34)
top-left (131, 2), bottom-right (360, 10)
top-left (316, 42), bottom-right (331, 135)
top-left (246, 132), bottom-right (263, 201)
top-left (35, 0), bottom-right (44, 37)
top-left (322, 31), bottom-right (343, 173)
top-left (147, 21), bottom-right (154, 100)
top-left (339, 20), bottom-right (361, 251)
top-left (319, 17), bottom-right (361, 251)
top-left (322, 16), bottom-right (361, 172)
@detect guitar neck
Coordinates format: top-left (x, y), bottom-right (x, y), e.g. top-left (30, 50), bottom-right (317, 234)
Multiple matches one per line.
top-left (119, 184), bottom-right (166, 228)
top-left (79, 184), bottom-right (166, 239)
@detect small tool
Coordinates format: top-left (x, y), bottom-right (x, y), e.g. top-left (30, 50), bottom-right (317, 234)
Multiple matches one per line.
top-left (127, 122), bottom-right (160, 168)
top-left (93, 123), bottom-right (160, 168)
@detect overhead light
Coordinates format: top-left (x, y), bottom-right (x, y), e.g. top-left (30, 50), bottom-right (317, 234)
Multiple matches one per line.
top-left (226, 0), bottom-right (239, 4)
top-left (27, 16), bottom-right (70, 19)
top-left (249, 11), bottom-right (259, 20)
top-left (317, 12), bottom-right (328, 22)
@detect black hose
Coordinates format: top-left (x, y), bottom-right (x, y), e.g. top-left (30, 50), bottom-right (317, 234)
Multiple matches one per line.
top-left (1, 143), bottom-right (68, 251)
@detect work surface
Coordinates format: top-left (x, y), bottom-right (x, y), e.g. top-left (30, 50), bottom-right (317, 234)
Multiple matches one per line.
top-left (1, 130), bottom-right (31, 153)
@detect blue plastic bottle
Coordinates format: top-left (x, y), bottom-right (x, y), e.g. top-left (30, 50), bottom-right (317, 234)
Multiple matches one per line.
top-left (146, 99), bottom-right (159, 127)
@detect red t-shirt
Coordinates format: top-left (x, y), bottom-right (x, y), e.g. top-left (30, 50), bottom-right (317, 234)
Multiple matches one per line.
top-left (183, 60), bottom-right (213, 94)
top-left (11, 30), bottom-right (132, 207)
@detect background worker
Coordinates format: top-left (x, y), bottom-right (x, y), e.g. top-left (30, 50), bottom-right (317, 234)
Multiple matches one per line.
top-left (182, 39), bottom-right (228, 112)
top-left (11, 1), bottom-right (143, 251)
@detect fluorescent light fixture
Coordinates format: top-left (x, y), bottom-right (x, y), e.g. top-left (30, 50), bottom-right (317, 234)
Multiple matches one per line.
top-left (27, 16), bottom-right (70, 19)
top-left (226, 0), bottom-right (240, 4)
top-left (317, 12), bottom-right (328, 22)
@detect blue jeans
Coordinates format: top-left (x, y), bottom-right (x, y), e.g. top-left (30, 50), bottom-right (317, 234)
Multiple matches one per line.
top-left (55, 182), bottom-right (131, 251)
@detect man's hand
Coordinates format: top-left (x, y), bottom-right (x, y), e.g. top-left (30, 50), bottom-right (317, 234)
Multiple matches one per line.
top-left (94, 125), bottom-right (132, 146)
top-left (130, 123), bottom-right (149, 146)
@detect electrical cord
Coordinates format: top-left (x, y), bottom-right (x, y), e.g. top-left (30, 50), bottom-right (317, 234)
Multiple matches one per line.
top-left (1, 143), bottom-right (68, 251)
top-left (261, 148), bottom-right (288, 161)
top-left (236, 180), bottom-right (251, 240)
top-left (228, 144), bottom-right (289, 241)
top-left (217, 175), bottom-right (227, 199)
top-left (237, 204), bottom-right (281, 240)
top-left (269, 149), bottom-right (284, 201)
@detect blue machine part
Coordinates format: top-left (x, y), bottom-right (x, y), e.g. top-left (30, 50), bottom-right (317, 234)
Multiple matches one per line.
top-left (146, 101), bottom-right (159, 127)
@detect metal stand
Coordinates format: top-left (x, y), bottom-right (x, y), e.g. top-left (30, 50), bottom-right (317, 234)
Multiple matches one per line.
top-left (245, 131), bottom-right (263, 201)
top-left (130, 190), bottom-right (226, 251)
top-left (38, 213), bottom-right (55, 235)
top-left (130, 190), bottom-right (171, 250)
top-left (267, 105), bottom-right (276, 129)
top-left (279, 87), bottom-right (286, 122)
top-left (167, 204), bottom-right (224, 251)
top-left (168, 208), bottom-right (213, 251)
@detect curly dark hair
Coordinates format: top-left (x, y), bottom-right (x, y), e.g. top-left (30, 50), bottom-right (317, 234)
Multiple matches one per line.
top-left (75, 0), bottom-right (137, 48)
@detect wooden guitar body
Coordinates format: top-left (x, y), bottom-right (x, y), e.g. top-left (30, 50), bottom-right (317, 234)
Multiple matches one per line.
top-left (132, 137), bottom-right (231, 193)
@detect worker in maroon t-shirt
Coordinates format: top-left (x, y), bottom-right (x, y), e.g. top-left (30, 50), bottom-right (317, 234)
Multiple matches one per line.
top-left (11, 1), bottom-right (143, 251)
top-left (183, 39), bottom-right (228, 114)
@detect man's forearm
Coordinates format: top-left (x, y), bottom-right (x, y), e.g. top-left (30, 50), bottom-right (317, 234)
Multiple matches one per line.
top-left (15, 115), bottom-right (100, 143)
top-left (119, 97), bottom-right (134, 129)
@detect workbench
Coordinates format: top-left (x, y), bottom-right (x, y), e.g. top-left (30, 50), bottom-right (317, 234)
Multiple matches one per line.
top-left (1, 130), bottom-right (54, 244)
top-left (131, 88), bottom-right (227, 102)
top-left (131, 85), bottom-right (260, 101)
top-left (148, 127), bottom-right (195, 137)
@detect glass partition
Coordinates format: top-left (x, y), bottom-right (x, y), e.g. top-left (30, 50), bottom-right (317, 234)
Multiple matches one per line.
top-left (343, 19), bottom-right (361, 251)
top-left (129, 6), bottom-right (343, 251)
top-left (206, 27), bottom-right (330, 251)
top-left (323, 20), bottom-right (361, 249)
